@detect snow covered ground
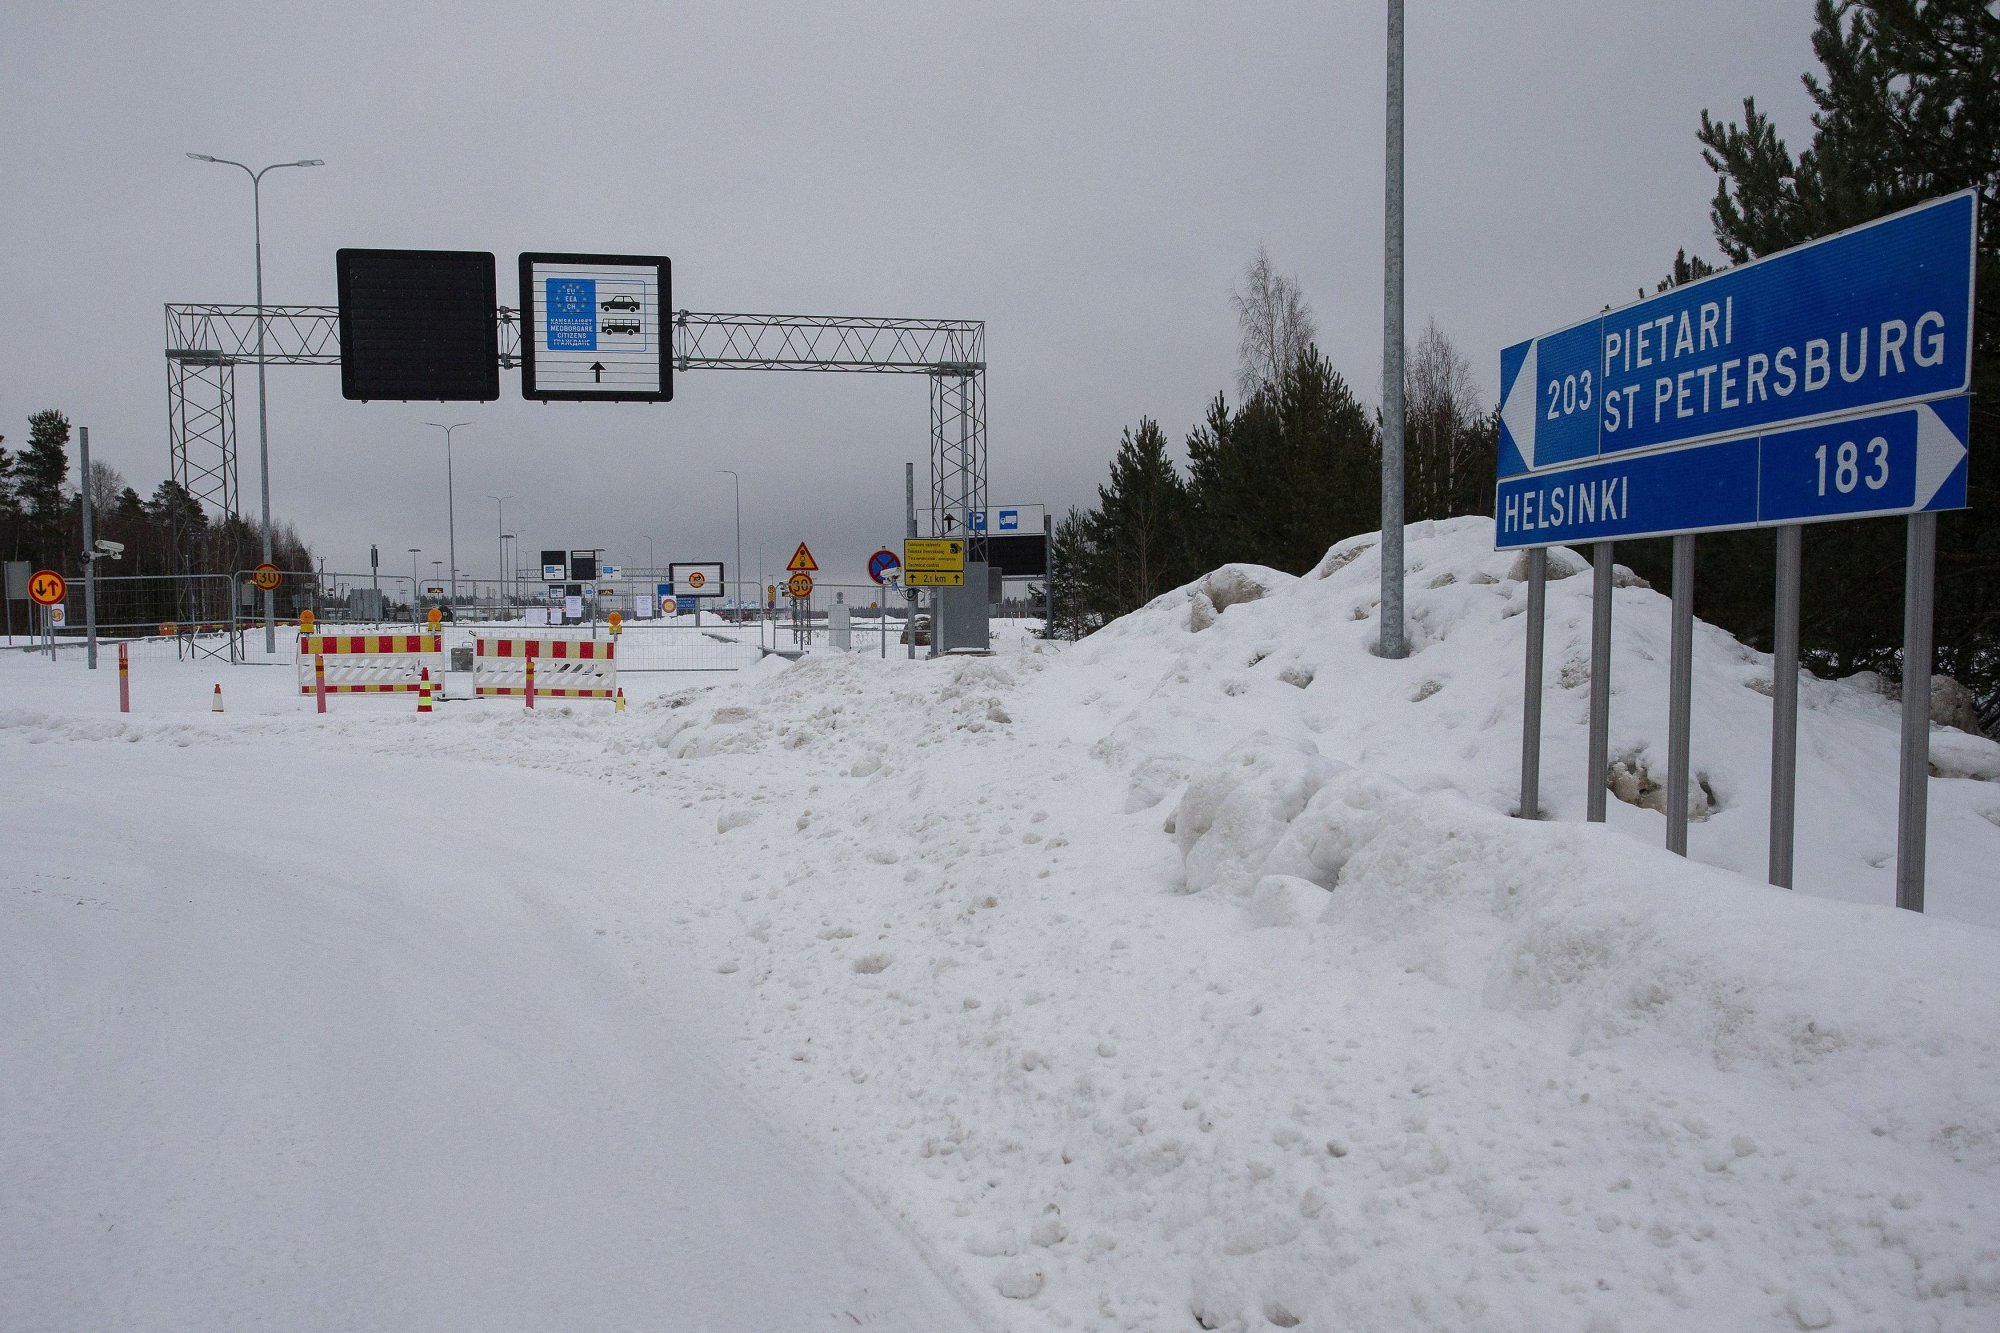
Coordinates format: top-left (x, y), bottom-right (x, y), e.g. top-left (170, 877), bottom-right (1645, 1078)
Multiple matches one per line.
top-left (5, 516), bottom-right (1999, 1331)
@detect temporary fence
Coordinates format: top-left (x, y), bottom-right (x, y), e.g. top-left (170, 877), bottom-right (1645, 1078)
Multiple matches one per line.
top-left (28, 570), bottom-right (942, 672)
top-left (473, 634), bottom-right (618, 699)
top-left (295, 632), bottom-right (445, 695)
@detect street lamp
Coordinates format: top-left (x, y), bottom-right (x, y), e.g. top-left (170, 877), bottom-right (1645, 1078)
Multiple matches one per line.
top-left (642, 534), bottom-right (656, 585)
top-left (187, 152), bottom-right (324, 654)
top-left (501, 533), bottom-right (516, 603)
top-left (489, 493), bottom-right (512, 600)
top-left (408, 548), bottom-right (421, 622)
top-left (716, 469), bottom-right (742, 615)
top-left (424, 421), bottom-right (471, 608)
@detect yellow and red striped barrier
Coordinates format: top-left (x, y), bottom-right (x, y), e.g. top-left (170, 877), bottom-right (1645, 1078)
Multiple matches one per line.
top-left (295, 632), bottom-right (445, 695)
top-left (473, 635), bottom-right (618, 700)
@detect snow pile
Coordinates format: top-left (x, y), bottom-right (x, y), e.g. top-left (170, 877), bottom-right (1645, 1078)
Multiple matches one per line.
top-left (7, 515), bottom-right (2000, 1331)
top-left (613, 516), bottom-right (2000, 1329)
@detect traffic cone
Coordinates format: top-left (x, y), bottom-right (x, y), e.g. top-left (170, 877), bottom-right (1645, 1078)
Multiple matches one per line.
top-left (211, 683), bottom-right (224, 713)
top-left (418, 667), bottom-right (433, 714)
top-left (615, 687), bottom-right (626, 714)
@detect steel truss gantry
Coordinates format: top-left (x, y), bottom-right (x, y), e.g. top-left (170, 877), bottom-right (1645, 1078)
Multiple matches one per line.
top-left (165, 303), bottom-right (987, 555)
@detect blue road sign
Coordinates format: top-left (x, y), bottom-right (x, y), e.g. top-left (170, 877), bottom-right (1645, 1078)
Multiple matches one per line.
top-left (677, 595), bottom-right (699, 614)
top-left (545, 278), bottom-right (597, 352)
top-left (867, 548), bottom-right (902, 584)
top-left (1498, 191), bottom-right (1976, 481)
top-left (1494, 396), bottom-right (1969, 549)
top-left (998, 508), bottom-right (1019, 531)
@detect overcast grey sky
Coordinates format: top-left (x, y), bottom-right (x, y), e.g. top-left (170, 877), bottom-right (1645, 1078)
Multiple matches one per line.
top-left (1, 1), bottom-right (1817, 590)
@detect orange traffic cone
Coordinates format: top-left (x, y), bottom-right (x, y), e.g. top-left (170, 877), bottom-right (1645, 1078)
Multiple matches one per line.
top-left (615, 687), bottom-right (626, 714)
top-left (417, 667), bottom-right (433, 714)
top-left (211, 683), bottom-right (224, 713)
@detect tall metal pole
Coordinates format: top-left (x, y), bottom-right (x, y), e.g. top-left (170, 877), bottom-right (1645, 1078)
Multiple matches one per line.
top-left (1518, 546), bottom-right (1545, 819)
top-left (186, 154), bottom-right (322, 653)
top-left (1378, 0), bottom-right (1407, 660)
top-left (717, 470), bottom-right (741, 618)
top-left (1587, 542), bottom-right (1615, 823)
top-left (1896, 512), bottom-right (1936, 912)
top-left (251, 172), bottom-right (274, 652)
top-left (409, 548), bottom-right (421, 624)
top-left (489, 494), bottom-right (511, 598)
top-left (1768, 525), bottom-right (1802, 887)
top-left (906, 461), bottom-right (918, 661)
top-left (80, 426), bottom-right (98, 670)
top-left (425, 422), bottom-right (470, 612)
top-left (1666, 534), bottom-right (1697, 855)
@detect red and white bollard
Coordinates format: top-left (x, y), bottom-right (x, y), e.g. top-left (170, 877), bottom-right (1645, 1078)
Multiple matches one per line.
top-left (314, 653), bottom-right (327, 713)
top-left (417, 666), bottom-right (433, 714)
top-left (525, 651), bottom-right (537, 710)
top-left (211, 683), bottom-right (225, 713)
top-left (117, 641), bottom-right (130, 713)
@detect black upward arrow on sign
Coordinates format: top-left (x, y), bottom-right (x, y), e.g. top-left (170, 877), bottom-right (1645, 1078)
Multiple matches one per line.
top-left (590, 361), bottom-right (605, 382)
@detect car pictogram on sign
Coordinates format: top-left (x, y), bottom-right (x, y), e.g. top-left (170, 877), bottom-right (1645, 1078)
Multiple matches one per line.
top-left (599, 295), bottom-right (641, 312)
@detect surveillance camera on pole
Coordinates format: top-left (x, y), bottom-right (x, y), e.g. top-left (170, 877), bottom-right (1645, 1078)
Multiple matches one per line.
top-left (93, 539), bottom-right (124, 560)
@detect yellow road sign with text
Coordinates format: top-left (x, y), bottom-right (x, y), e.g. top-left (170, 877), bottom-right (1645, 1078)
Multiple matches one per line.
top-left (904, 569), bottom-right (964, 587)
top-left (903, 538), bottom-right (965, 573)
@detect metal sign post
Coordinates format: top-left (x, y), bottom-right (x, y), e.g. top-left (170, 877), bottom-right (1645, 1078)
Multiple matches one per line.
top-left (1497, 190), bottom-right (1976, 909)
top-left (1517, 548), bottom-right (1545, 820)
top-left (1768, 525), bottom-right (1803, 886)
top-left (1586, 544), bottom-right (1613, 824)
top-left (79, 426), bottom-right (98, 669)
top-left (1898, 513), bottom-right (1937, 911)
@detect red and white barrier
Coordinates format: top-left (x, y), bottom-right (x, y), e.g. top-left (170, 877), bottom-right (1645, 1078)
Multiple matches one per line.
top-left (296, 633), bottom-right (445, 695)
top-left (474, 635), bottom-right (617, 700)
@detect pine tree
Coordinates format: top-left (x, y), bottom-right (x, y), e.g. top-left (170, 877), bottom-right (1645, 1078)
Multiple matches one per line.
top-left (1695, 0), bottom-right (2000, 725)
top-left (1044, 508), bottom-right (1102, 640)
top-left (17, 410), bottom-right (72, 566)
top-left (1094, 418), bottom-right (1193, 609)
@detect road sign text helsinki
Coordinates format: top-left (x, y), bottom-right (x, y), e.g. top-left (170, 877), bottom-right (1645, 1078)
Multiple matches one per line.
top-left (1495, 191), bottom-right (1975, 547)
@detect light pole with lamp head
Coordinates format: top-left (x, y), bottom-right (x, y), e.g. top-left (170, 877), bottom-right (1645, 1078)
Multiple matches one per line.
top-left (489, 493), bottom-right (512, 606)
top-left (716, 469), bottom-right (742, 618)
top-left (187, 152), bottom-right (324, 654)
top-left (424, 422), bottom-right (471, 611)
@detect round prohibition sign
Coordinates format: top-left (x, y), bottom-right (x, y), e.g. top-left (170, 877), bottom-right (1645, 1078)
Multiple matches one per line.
top-left (251, 562), bottom-right (282, 591)
top-left (787, 572), bottom-right (814, 599)
top-left (29, 569), bottom-right (67, 606)
top-left (685, 570), bottom-right (707, 590)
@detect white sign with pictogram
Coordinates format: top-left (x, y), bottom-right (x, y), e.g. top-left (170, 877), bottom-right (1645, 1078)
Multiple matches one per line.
top-left (668, 561), bottom-right (725, 598)
top-left (519, 252), bottom-right (672, 402)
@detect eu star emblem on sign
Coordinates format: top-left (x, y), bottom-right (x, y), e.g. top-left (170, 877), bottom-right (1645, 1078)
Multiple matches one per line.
top-left (787, 543), bottom-right (819, 573)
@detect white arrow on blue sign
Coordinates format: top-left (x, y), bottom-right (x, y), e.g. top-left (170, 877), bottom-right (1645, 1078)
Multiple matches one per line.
top-left (1498, 190), bottom-right (1976, 481)
top-left (1495, 396), bottom-right (1969, 550)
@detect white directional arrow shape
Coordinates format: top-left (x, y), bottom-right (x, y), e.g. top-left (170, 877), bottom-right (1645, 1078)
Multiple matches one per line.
top-left (1913, 400), bottom-right (1968, 509)
top-left (1499, 340), bottom-right (1538, 471)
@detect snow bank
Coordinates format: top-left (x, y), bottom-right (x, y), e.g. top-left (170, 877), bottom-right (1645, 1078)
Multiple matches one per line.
top-left (9, 515), bottom-right (2000, 1331)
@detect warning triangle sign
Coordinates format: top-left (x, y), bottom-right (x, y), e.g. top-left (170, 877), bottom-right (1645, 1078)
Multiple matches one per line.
top-left (786, 542), bottom-right (819, 573)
